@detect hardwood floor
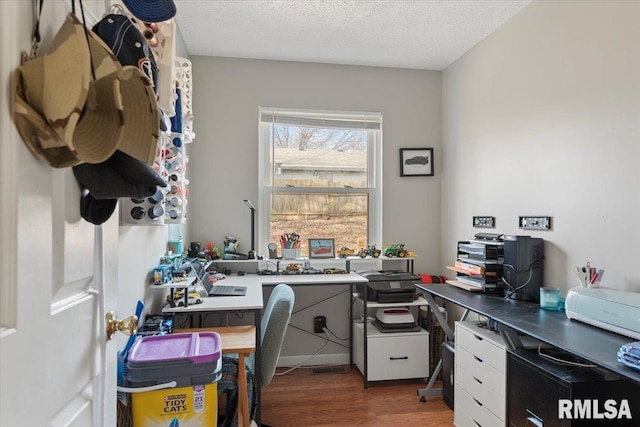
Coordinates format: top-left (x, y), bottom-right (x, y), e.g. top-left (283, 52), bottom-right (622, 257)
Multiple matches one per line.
top-left (260, 366), bottom-right (454, 426)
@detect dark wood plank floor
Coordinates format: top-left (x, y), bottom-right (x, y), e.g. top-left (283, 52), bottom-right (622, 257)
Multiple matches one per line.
top-left (260, 366), bottom-right (454, 426)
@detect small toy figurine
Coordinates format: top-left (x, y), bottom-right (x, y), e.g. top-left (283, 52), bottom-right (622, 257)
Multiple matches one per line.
top-left (384, 244), bottom-right (408, 258)
top-left (358, 244), bottom-right (381, 259)
top-left (337, 247), bottom-right (355, 258)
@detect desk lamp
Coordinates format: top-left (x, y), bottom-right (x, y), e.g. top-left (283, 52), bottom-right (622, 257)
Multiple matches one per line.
top-left (244, 199), bottom-right (256, 259)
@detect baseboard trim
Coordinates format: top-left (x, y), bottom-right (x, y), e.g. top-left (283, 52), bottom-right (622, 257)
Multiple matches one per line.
top-left (277, 353), bottom-right (351, 367)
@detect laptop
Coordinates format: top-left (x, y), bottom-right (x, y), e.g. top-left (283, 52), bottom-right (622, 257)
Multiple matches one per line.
top-left (200, 271), bottom-right (247, 297)
top-left (187, 258), bottom-right (248, 297)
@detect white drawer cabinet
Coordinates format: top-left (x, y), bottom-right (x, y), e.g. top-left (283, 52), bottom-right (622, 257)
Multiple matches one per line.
top-left (454, 321), bottom-right (506, 427)
top-left (353, 320), bottom-right (429, 382)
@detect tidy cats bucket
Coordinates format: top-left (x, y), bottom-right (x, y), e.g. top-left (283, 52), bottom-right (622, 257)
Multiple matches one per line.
top-left (126, 332), bottom-right (222, 427)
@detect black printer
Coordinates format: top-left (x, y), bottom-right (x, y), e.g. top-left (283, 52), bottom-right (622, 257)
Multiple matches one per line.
top-left (356, 270), bottom-right (421, 303)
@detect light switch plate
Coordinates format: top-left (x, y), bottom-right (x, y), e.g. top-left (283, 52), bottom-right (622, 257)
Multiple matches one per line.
top-left (473, 216), bottom-right (495, 228)
top-left (519, 216), bottom-right (551, 230)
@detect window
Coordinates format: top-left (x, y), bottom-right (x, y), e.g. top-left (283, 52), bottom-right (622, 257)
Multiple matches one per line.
top-left (258, 108), bottom-right (382, 257)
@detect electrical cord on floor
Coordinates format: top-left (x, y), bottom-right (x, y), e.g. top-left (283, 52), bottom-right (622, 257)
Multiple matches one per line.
top-left (274, 328), bottom-right (330, 376)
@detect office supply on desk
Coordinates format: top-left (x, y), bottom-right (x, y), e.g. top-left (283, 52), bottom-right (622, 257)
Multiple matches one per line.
top-left (539, 287), bottom-right (563, 310)
top-left (198, 272), bottom-right (247, 296)
top-left (416, 282), bottom-right (640, 388)
top-left (502, 235), bottom-right (544, 301)
top-left (356, 270), bottom-right (420, 302)
top-left (244, 199), bottom-right (256, 259)
top-left (618, 341), bottom-right (640, 372)
top-left (208, 284), bottom-right (247, 297)
top-left (445, 279), bottom-right (483, 292)
top-left (564, 286), bottom-right (640, 339)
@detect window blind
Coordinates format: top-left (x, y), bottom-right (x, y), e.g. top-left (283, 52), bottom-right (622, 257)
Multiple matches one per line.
top-left (260, 109), bottom-right (381, 130)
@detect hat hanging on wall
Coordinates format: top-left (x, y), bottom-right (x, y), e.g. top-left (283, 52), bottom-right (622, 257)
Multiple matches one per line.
top-left (12, 13), bottom-right (95, 168)
top-left (88, 16), bottom-right (160, 165)
top-left (11, 13), bottom-right (160, 167)
top-left (93, 13), bottom-right (159, 91)
top-left (72, 151), bottom-right (166, 200)
top-left (122, 0), bottom-right (177, 23)
top-left (93, 13), bottom-right (165, 160)
top-left (80, 190), bottom-right (118, 226)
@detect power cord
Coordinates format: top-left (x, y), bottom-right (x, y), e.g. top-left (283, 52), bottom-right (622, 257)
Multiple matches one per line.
top-left (324, 325), bottom-right (349, 341)
top-left (537, 344), bottom-right (597, 368)
top-left (503, 256), bottom-right (544, 300)
top-left (274, 328), bottom-right (330, 376)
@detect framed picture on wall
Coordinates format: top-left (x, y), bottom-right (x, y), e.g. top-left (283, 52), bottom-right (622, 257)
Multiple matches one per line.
top-left (400, 148), bottom-right (434, 177)
top-left (308, 238), bottom-right (335, 259)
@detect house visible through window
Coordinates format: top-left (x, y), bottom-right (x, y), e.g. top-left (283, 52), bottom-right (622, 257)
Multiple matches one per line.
top-left (258, 108), bottom-right (382, 257)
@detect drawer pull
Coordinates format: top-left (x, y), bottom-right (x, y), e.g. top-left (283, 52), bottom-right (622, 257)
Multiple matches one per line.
top-left (474, 355), bottom-right (483, 363)
top-left (473, 376), bottom-right (482, 384)
top-left (389, 356), bottom-right (408, 360)
top-left (473, 334), bottom-right (483, 341)
top-left (473, 420), bottom-right (482, 427)
top-left (473, 397), bottom-right (483, 407)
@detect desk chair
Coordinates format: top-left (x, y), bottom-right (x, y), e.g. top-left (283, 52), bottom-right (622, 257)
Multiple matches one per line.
top-left (220, 284), bottom-right (295, 427)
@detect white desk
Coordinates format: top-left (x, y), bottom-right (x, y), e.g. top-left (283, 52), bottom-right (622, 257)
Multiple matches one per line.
top-left (161, 271), bottom-right (368, 424)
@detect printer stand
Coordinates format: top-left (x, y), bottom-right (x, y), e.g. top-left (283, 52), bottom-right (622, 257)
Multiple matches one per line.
top-left (351, 282), bottom-right (429, 388)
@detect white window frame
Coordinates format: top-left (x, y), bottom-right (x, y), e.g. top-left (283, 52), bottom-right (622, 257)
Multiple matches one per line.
top-left (257, 107), bottom-right (383, 254)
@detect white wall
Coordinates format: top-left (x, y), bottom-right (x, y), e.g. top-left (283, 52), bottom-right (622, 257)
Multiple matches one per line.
top-left (442, 0), bottom-right (640, 303)
top-left (186, 57), bottom-right (442, 361)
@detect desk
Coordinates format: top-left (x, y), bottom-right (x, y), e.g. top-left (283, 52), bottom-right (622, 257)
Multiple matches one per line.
top-left (161, 272), bottom-right (368, 423)
top-left (415, 283), bottom-right (640, 400)
top-left (176, 326), bottom-right (256, 427)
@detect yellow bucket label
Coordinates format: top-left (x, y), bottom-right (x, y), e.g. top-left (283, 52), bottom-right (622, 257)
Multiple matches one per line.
top-left (132, 383), bottom-right (217, 426)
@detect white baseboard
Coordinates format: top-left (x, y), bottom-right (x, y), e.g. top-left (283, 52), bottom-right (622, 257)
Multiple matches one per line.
top-left (277, 353), bottom-right (351, 367)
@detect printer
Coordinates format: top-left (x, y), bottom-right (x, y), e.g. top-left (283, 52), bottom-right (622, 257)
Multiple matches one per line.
top-left (565, 286), bottom-right (640, 340)
top-left (356, 270), bottom-right (421, 303)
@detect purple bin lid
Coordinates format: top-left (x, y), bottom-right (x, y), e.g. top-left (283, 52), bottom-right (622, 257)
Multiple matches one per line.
top-left (128, 332), bottom-right (221, 365)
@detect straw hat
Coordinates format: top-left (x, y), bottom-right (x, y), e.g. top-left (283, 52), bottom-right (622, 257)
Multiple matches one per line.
top-left (12, 13), bottom-right (91, 168)
top-left (11, 13), bottom-right (159, 167)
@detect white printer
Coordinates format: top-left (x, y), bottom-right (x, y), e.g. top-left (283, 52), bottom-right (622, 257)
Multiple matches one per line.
top-left (564, 286), bottom-right (640, 340)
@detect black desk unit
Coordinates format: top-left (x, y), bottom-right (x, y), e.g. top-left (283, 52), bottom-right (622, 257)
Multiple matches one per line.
top-left (415, 283), bottom-right (640, 400)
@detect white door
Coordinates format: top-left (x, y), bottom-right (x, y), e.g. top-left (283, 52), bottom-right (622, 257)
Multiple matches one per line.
top-left (1, 2), bottom-right (119, 426)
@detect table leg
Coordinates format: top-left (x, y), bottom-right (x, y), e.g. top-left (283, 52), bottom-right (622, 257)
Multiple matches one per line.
top-left (237, 352), bottom-right (249, 427)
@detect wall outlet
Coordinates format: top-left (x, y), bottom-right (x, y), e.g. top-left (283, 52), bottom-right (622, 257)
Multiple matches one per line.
top-left (473, 216), bottom-right (495, 228)
top-left (519, 216), bottom-right (551, 230)
top-left (314, 315), bottom-right (327, 333)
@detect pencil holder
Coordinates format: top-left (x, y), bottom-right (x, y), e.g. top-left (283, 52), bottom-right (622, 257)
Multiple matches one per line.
top-left (281, 248), bottom-right (301, 259)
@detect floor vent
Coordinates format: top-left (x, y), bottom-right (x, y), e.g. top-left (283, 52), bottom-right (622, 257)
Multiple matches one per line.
top-left (311, 367), bottom-right (348, 375)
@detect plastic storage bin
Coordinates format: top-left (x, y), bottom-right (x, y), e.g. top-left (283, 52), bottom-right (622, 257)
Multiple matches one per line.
top-left (126, 332), bottom-right (222, 427)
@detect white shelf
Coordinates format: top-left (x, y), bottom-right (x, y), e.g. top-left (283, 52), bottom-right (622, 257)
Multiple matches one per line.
top-left (149, 276), bottom-right (195, 289)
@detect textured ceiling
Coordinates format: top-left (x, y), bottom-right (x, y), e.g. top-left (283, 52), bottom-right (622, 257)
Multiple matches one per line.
top-left (174, 0), bottom-right (531, 70)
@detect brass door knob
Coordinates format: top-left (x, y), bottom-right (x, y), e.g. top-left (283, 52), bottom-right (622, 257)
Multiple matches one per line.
top-left (105, 311), bottom-right (138, 341)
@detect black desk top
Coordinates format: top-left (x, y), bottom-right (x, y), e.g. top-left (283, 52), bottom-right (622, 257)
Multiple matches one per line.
top-left (416, 282), bottom-right (640, 384)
